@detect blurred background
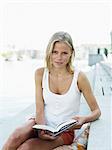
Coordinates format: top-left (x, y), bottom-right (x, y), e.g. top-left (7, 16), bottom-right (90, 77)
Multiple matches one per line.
top-left (0, 0), bottom-right (112, 121)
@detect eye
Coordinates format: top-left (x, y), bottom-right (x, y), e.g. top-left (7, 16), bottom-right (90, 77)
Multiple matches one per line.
top-left (63, 52), bottom-right (68, 54)
top-left (52, 50), bottom-right (58, 54)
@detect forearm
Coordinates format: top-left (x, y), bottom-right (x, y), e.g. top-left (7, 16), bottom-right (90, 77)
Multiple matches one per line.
top-left (84, 108), bottom-right (101, 123)
top-left (35, 109), bottom-right (45, 124)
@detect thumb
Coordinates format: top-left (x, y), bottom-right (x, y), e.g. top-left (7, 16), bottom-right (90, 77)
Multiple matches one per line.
top-left (72, 115), bottom-right (80, 120)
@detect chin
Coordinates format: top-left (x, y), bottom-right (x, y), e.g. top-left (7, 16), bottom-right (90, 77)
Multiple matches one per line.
top-left (53, 64), bottom-right (65, 68)
top-left (52, 62), bottom-right (67, 68)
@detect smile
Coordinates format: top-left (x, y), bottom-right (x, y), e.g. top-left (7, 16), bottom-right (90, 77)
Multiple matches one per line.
top-left (55, 62), bottom-right (63, 64)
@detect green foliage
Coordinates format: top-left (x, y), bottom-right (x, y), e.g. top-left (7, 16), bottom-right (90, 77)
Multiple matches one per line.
top-left (0, 51), bottom-right (14, 59)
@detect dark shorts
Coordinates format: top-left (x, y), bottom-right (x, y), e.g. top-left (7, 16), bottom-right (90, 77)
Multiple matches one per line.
top-left (60, 131), bottom-right (74, 145)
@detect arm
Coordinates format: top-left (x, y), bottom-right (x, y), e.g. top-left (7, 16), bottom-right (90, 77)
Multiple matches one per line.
top-left (35, 68), bottom-right (45, 124)
top-left (35, 68), bottom-right (56, 140)
top-left (73, 72), bottom-right (101, 126)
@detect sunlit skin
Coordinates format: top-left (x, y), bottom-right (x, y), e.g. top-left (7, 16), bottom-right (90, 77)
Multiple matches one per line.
top-left (38, 42), bottom-right (74, 140)
top-left (50, 41), bottom-right (72, 70)
top-left (2, 35), bottom-right (101, 150)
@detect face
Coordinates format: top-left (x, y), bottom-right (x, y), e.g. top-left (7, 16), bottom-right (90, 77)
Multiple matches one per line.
top-left (50, 41), bottom-right (72, 69)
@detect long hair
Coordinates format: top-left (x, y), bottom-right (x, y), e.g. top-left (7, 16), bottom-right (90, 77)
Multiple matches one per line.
top-left (45, 31), bottom-right (75, 73)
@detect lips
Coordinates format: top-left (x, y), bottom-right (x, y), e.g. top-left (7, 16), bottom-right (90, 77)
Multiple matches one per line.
top-left (55, 62), bottom-right (63, 64)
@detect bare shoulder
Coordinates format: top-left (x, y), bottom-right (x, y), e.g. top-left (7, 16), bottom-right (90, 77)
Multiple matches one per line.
top-left (78, 71), bottom-right (90, 91)
top-left (35, 67), bottom-right (45, 81)
top-left (78, 71), bottom-right (88, 81)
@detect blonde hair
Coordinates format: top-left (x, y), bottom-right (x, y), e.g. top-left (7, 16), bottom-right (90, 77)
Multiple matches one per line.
top-left (45, 31), bottom-right (75, 74)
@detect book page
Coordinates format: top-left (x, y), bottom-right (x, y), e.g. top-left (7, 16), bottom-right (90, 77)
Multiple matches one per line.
top-left (33, 119), bottom-right (78, 135)
top-left (56, 119), bottom-right (78, 132)
top-left (33, 124), bottom-right (56, 133)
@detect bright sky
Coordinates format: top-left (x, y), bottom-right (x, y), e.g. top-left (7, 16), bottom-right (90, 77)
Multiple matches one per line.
top-left (0, 0), bottom-right (112, 51)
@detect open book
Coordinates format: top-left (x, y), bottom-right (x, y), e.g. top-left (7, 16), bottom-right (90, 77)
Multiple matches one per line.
top-left (33, 119), bottom-right (78, 137)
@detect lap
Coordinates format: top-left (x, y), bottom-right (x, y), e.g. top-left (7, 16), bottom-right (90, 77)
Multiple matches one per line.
top-left (9, 119), bottom-right (75, 150)
top-left (11, 119), bottom-right (63, 150)
top-left (9, 119), bottom-right (36, 144)
top-left (16, 120), bottom-right (74, 150)
top-left (17, 136), bottom-right (64, 150)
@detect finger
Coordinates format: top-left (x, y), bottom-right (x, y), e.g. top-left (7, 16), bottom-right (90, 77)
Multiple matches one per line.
top-left (41, 130), bottom-right (45, 135)
top-left (43, 134), bottom-right (56, 140)
top-left (73, 116), bottom-right (80, 120)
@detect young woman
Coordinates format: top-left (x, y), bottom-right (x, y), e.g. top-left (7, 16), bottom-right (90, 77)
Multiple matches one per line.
top-left (2, 31), bottom-right (101, 150)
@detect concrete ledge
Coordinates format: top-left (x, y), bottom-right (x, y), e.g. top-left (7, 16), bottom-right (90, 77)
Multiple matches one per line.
top-left (87, 64), bottom-right (112, 150)
top-left (87, 96), bottom-right (111, 150)
top-left (0, 104), bottom-right (35, 149)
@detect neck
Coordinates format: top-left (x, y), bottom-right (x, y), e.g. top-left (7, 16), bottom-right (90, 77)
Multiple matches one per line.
top-left (50, 67), bottom-right (68, 76)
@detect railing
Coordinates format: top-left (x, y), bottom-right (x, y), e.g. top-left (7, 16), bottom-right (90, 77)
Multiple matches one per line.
top-left (100, 62), bottom-right (112, 79)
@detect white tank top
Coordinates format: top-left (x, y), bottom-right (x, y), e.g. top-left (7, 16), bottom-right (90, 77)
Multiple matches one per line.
top-left (42, 68), bottom-right (81, 128)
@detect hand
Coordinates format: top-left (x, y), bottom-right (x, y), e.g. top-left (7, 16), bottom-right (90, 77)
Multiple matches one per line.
top-left (38, 130), bottom-right (58, 141)
top-left (69, 116), bottom-right (86, 131)
top-left (72, 115), bottom-right (86, 128)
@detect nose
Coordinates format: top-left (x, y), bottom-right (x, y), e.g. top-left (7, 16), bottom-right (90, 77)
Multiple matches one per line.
top-left (57, 53), bottom-right (62, 59)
